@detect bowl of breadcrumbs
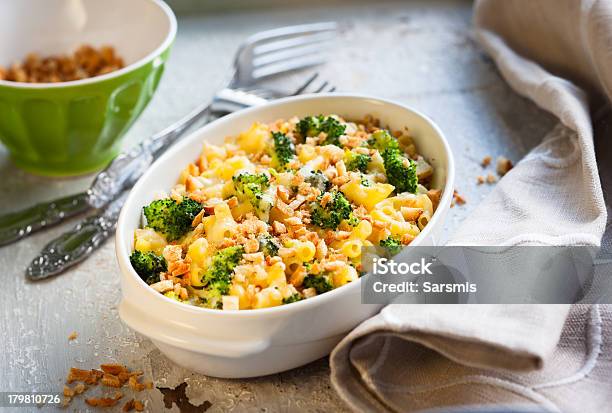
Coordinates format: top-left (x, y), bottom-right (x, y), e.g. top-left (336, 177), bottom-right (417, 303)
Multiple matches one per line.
top-left (0, 0), bottom-right (176, 176)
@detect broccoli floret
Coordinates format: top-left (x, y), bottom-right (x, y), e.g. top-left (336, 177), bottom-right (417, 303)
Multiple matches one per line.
top-left (345, 152), bottom-right (371, 173)
top-left (299, 167), bottom-right (331, 193)
top-left (297, 115), bottom-right (322, 138)
top-left (309, 191), bottom-right (352, 230)
top-left (258, 234), bottom-right (281, 257)
top-left (271, 131), bottom-right (295, 170)
top-left (282, 293), bottom-right (303, 304)
top-left (303, 274), bottom-right (333, 294)
top-left (319, 117), bottom-right (346, 146)
top-left (380, 236), bottom-right (402, 256)
top-left (232, 172), bottom-right (274, 221)
top-left (233, 171), bottom-right (270, 188)
top-left (129, 250), bottom-right (167, 285)
top-left (368, 130), bottom-right (418, 193)
top-left (347, 214), bottom-right (360, 227)
top-left (201, 245), bottom-right (244, 287)
top-left (198, 280), bottom-right (228, 309)
top-left (199, 245), bottom-right (244, 308)
top-left (164, 291), bottom-right (181, 301)
top-left (367, 129), bottom-right (400, 152)
top-left (297, 115), bottom-right (346, 146)
top-left (382, 149), bottom-right (418, 193)
top-left (143, 198), bottom-right (203, 242)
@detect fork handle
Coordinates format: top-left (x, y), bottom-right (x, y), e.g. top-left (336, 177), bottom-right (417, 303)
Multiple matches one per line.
top-left (26, 192), bottom-right (129, 280)
top-left (0, 192), bottom-right (90, 247)
top-left (87, 103), bottom-right (213, 209)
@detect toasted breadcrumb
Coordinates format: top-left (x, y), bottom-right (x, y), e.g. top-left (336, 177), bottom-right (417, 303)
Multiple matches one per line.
top-left (102, 373), bottom-right (122, 388)
top-left (272, 221), bottom-right (287, 234)
top-left (128, 375), bottom-right (145, 392)
top-left (123, 398), bottom-right (136, 412)
top-left (134, 400), bottom-right (145, 411)
top-left (486, 173), bottom-right (497, 184)
top-left (476, 175), bottom-right (485, 185)
top-left (63, 363), bottom-right (153, 408)
top-left (66, 368), bottom-right (104, 385)
top-left (0, 45), bottom-right (124, 83)
top-left (481, 156), bottom-right (492, 167)
top-left (85, 394), bottom-right (121, 407)
top-left (101, 363), bottom-right (127, 375)
top-left (303, 287), bottom-right (317, 298)
top-left (63, 385), bottom-right (75, 398)
top-left (68, 331), bottom-right (78, 341)
top-left (496, 156), bottom-right (513, 176)
top-left (452, 190), bottom-right (466, 206)
top-left (74, 383), bottom-right (87, 394)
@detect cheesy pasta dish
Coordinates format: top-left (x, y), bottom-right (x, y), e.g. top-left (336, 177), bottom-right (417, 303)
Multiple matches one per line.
top-left (130, 115), bottom-right (440, 310)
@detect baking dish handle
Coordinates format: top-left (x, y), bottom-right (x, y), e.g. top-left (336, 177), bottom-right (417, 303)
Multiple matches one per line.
top-left (118, 300), bottom-right (271, 358)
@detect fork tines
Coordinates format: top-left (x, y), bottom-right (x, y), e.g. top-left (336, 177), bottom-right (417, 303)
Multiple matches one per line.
top-left (245, 22), bottom-right (338, 80)
top-left (293, 72), bottom-right (337, 95)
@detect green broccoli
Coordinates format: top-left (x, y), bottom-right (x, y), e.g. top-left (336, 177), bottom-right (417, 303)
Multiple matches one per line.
top-left (345, 152), bottom-right (371, 173)
top-left (282, 293), bottom-right (303, 304)
top-left (129, 250), bottom-right (167, 285)
top-left (368, 130), bottom-right (418, 193)
top-left (143, 197), bottom-right (203, 242)
top-left (198, 245), bottom-right (244, 308)
top-left (347, 214), bottom-right (360, 227)
top-left (258, 234), bottom-right (281, 257)
top-left (300, 167), bottom-right (331, 193)
top-left (309, 190), bottom-right (353, 230)
top-left (297, 115), bottom-right (346, 146)
top-left (380, 236), bottom-right (402, 256)
top-left (382, 150), bottom-right (418, 193)
top-left (368, 129), bottom-right (400, 152)
top-left (164, 291), bottom-right (182, 301)
top-left (303, 274), bottom-right (333, 294)
top-left (297, 115), bottom-right (322, 138)
top-left (271, 131), bottom-right (296, 170)
top-left (232, 172), bottom-right (274, 221)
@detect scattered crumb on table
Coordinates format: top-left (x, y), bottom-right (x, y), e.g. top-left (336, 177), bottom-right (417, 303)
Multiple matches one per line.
top-left (481, 155), bottom-right (492, 167)
top-left (123, 399), bottom-right (144, 412)
top-left (62, 363), bottom-right (153, 408)
top-left (496, 156), bottom-right (513, 176)
top-left (452, 190), bottom-right (466, 207)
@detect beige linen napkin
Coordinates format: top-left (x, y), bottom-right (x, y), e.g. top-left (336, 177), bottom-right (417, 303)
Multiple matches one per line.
top-left (330, 1), bottom-right (611, 411)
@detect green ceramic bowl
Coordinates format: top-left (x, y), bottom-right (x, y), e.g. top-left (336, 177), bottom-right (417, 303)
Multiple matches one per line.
top-left (0, 0), bottom-right (177, 176)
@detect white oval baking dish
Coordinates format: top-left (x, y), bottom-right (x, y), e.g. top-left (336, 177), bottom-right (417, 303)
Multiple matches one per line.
top-left (115, 94), bottom-right (455, 378)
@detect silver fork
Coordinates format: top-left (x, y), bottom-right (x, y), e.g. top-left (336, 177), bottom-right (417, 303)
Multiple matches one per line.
top-left (0, 22), bottom-right (338, 247)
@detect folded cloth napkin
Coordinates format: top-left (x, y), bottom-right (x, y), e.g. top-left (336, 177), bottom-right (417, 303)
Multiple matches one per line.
top-left (330, 1), bottom-right (612, 411)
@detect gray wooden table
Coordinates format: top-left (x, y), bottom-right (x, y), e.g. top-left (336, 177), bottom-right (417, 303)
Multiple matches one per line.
top-left (0, 1), bottom-right (563, 411)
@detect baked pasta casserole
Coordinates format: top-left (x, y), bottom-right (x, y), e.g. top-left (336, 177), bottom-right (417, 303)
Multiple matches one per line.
top-left (130, 115), bottom-right (440, 310)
